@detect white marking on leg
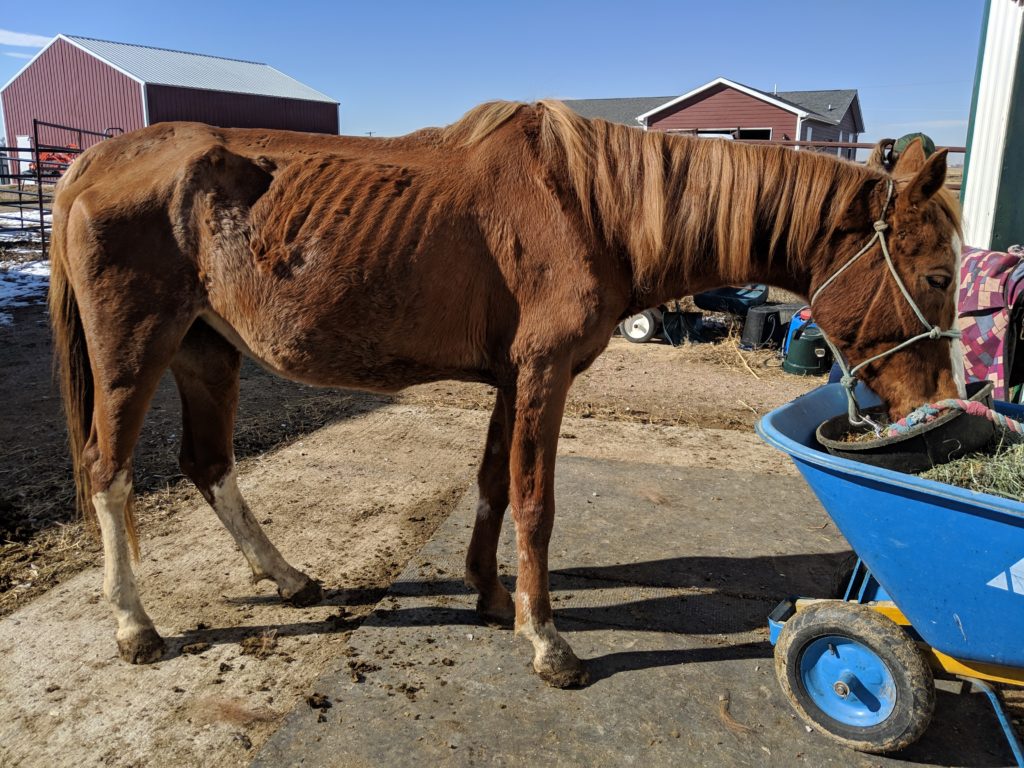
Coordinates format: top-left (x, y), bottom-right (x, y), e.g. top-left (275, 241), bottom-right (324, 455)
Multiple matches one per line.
top-left (514, 599), bottom-right (579, 678)
top-left (517, 618), bottom-right (562, 656)
top-left (515, 594), bottom-right (554, 648)
top-left (92, 471), bottom-right (154, 640)
top-left (209, 466), bottom-right (307, 592)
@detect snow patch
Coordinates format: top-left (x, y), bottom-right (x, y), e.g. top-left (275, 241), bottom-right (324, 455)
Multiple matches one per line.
top-left (0, 210), bottom-right (51, 243)
top-left (0, 260), bottom-right (50, 325)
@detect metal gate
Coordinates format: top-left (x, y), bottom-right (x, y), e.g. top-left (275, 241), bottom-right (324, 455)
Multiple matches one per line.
top-left (0, 120), bottom-right (121, 254)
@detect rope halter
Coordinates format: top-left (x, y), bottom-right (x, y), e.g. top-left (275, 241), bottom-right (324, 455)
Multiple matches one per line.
top-left (809, 178), bottom-right (962, 430)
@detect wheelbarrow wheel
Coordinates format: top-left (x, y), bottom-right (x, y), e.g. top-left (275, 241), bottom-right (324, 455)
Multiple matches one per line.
top-left (619, 309), bottom-right (661, 343)
top-left (775, 601), bottom-right (934, 754)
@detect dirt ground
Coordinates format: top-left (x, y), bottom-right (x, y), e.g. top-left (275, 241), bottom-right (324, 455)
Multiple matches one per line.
top-left (0, 248), bottom-right (830, 766)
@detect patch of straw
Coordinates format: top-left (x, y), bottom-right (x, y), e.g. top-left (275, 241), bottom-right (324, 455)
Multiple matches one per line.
top-left (717, 690), bottom-right (753, 735)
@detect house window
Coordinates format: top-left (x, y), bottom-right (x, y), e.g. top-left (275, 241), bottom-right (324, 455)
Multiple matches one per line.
top-left (697, 129), bottom-right (735, 140)
top-left (677, 128), bottom-right (772, 141)
top-left (805, 125), bottom-right (814, 142)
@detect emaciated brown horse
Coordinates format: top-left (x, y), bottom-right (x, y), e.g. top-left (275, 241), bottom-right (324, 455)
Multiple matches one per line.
top-left (49, 100), bottom-right (962, 687)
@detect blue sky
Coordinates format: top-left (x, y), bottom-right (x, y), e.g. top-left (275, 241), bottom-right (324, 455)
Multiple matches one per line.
top-left (1, 1), bottom-right (983, 150)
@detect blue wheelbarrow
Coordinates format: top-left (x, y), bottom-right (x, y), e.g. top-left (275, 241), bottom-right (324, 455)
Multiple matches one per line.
top-left (757, 383), bottom-right (1024, 763)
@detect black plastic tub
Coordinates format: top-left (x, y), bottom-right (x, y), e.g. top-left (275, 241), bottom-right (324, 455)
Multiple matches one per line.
top-left (741, 302), bottom-right (804, 349)
top-left (815, 380), bottom-right (996, 473)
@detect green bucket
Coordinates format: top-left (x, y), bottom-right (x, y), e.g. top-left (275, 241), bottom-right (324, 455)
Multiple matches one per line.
top-left (782, 323), bottom-right (832, 375)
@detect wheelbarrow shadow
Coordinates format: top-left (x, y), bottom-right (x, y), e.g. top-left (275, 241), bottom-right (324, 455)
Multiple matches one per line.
top-left (895, 683), bottom-right (1020, 767)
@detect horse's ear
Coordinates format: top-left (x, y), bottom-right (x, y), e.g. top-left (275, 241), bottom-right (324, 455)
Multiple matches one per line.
top-left (866, 138), bottom-right (895, 172)
top-left (900, 148), bottom-right (948, 206)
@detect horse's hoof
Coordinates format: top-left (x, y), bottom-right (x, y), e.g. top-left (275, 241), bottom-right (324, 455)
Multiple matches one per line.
top-left (117, 627), bottom-right (165, 664)
top-left (279, 576), bottom-right (323, 607)
top-left (535, 649), bottom-right (589, 689)
top-left (476, 592), bottom-right (515, 628)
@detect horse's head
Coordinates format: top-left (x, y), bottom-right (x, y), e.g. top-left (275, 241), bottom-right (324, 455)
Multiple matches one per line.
top-left (812, 139), bottom-right (963, 421)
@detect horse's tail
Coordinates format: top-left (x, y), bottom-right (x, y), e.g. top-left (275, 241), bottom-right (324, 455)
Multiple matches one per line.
top-left (48, 186), bottom-right (138, 556)
top-left (49, 190), bottom-right (94, 527)
top-left (866, 138), bottom-right (896, 172)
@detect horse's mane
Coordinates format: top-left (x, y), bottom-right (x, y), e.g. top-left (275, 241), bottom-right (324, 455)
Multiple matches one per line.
top-left (445, 100), bottom-right (961, 293)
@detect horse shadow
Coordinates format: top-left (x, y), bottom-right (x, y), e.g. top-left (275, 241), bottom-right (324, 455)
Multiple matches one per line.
top-left (166, 550), bottom-right (846, 657)
top-left (374, 549), bottom-right (855, 636)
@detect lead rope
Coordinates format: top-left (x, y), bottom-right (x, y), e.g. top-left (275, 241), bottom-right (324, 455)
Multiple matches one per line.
top-left (885, 398), bottom-right (1024, 437)
top-left (809, 178), bottom-right (962, 431)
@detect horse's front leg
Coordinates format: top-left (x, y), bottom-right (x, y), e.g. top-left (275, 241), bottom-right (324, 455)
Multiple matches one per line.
top-left (509, 361), bottom-right (588, 687)
top-left (465, 387), bottom-right (516, 626)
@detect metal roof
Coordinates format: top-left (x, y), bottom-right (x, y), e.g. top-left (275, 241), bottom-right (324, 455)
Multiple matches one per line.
top-left (62, 34), bottom-right (337, 104)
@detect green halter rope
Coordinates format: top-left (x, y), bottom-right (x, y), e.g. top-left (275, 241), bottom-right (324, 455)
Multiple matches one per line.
top-left (809, 178), bottom-right (962, 429)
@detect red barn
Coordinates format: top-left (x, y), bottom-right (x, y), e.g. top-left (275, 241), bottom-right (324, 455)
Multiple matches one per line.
top-left (1, 34), bottom-right (339, 151)
top-left (565, 77), bottom-right (864, 157)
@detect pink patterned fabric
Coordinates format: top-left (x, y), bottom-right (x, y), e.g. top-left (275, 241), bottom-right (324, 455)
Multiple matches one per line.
top-left (959, 246), bottom-right (1024, 399)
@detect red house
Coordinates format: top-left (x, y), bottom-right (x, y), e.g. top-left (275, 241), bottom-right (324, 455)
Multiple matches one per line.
top-left (1, 34), bottom-right (339, 153)
top-left (565, 77), bottom-right (864, 157)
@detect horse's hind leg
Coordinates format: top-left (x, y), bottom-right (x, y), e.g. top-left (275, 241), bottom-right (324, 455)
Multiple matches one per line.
top-left (93, 469), bottom-right (164, 663)
top-left (84, 316), bottom-right (186, 663)
top-left (170, 322), bottom-right (322, 606)
top-left (465, 388), bottom-right (516, 626)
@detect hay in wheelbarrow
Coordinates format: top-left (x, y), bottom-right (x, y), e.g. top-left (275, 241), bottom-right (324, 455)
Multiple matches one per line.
top-left (918, 429), bottom-right (1024, 502)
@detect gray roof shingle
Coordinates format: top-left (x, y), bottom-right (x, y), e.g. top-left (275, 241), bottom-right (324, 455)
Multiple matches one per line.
top-left (563, 84), bottom-right (862, 132)
top-left (560, 96), bottom-right (671, 126)
top-left (64, 34), bottom-right (337, 104)
top-left (775, 89), bottom-right (859, 127)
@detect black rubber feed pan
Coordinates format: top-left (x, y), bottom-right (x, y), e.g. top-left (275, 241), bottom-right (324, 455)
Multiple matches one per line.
top-left (816, 381), bottom-right (995, 473)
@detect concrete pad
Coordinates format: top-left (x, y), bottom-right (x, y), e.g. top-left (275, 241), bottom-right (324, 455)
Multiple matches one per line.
top-left (255, 456), bottom-right (1015, 767)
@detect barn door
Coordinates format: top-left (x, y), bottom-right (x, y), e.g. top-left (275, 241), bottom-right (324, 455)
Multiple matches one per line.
top-left (15, 136), bottom-right (31, 177)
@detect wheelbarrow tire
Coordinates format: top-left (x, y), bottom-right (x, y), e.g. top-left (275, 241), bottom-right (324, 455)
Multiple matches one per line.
top-left (775, 601), bottom-right (934, 754)
top-left (619, 309), bottom-right (661, 343)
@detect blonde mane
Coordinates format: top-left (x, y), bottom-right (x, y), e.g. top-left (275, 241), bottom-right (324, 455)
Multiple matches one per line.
top-left (445, 100), bottom-right (961, 296)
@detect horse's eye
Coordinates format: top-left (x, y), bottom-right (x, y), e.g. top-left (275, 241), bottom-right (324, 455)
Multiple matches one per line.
top-left (927, 275), bottom-right (952, 290)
